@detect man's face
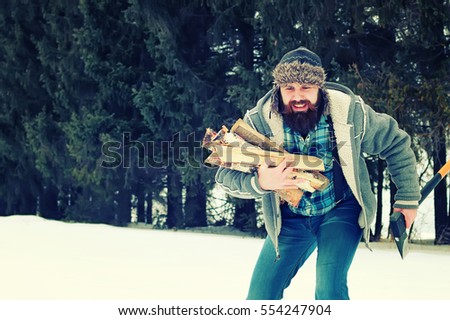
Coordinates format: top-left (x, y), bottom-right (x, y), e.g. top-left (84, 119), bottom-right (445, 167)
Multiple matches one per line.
top-left (278, 82), bottom-right (321, 135)
top-left (280, 83), bottom-right (319, 113)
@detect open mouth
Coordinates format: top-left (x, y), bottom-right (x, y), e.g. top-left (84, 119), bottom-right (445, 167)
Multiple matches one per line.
top-left (290, 101), bottom-right (310, 112)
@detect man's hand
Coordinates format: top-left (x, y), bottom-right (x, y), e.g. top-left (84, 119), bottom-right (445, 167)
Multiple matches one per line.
top-left (257, 159), bottom-right (304, 191)
top-left (393, 207), bottom-right (417, 229)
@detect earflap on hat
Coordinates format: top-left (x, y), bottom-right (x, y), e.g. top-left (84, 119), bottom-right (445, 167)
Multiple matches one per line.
top-left (269, 84), bottom-right (281, 114)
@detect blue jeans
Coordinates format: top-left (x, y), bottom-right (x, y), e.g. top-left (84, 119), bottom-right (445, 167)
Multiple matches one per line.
top-left (247, 195), bottom-right (363, 300)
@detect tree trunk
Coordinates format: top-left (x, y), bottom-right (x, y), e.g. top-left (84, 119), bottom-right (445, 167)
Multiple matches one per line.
top-left (16, 187), bottom-right (37, 215)
top-left (0, 199), bottom-right (6, 216)
top-left (146, 191), bottom-right (153, 225)
top-left (6, 182), bottom-right (37, 215)
top-left (136, 181), bottom-right (145, 223)
top-left (166, 167), bottom-right (184, 229)
top-left (39, 184), bottom-right (61, 220)
top-left (373, 159), bottom-right (384, 241)
top-left (116, 188), bottom-right (132, 226)
top-left (235, 18), bottom-right (254, 70)
top-left (234, 199), bottom-right (257, 232)
top-left (433, 128), bottom-right (448, 243)
top-left (184, 178), bottom-right (207, 228)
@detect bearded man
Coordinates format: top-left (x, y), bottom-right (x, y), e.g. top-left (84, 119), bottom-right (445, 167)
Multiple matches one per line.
top-left (215, 47), bottom-right (420, 300)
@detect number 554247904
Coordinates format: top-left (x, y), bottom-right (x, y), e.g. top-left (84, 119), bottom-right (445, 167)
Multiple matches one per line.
top-left (260, 304), bottom-right (331, 316)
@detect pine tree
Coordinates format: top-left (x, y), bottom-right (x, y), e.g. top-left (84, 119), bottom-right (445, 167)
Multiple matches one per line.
top-left (128, 0), bottom-right (239, 228)
top-left (0, 0), bottom-right (51, 215)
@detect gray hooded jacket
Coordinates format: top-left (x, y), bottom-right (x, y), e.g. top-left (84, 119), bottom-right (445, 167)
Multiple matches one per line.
top-left (215, 82), bottom-right (420, 257)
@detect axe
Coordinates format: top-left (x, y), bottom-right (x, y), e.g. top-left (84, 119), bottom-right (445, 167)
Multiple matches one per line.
top-left (390, 159), bottom-right (450, 258)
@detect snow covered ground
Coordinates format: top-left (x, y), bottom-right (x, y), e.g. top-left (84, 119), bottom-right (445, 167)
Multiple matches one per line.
top-left (0, 215), bottom-right (449, 300)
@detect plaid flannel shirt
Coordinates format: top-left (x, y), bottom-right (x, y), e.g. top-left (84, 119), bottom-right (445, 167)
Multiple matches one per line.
top-left (283, 115), bottom-right (351, 216)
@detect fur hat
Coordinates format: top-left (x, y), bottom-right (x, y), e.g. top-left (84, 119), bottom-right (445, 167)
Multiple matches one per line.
top-left (272, 47), bottom-right (326, 87)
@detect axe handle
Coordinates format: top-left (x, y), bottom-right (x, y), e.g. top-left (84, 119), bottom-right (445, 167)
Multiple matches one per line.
top-left (419, 159), bottom-right (450, 205)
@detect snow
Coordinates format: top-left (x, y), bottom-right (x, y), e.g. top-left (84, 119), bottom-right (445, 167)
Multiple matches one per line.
top-left (1, 215), bottom-right (449, 300)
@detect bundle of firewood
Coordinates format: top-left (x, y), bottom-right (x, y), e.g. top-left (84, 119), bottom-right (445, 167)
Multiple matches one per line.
top-left (202, 119), bottom-right (329, 207)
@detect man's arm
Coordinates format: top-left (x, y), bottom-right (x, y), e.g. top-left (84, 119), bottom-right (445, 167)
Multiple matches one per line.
top-left (359, 103), bottom-right (421, 222)
top-left (215, 165), bottom-right (270, 199)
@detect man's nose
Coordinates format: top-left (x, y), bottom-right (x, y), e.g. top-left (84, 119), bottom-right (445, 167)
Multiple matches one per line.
top-left (293, 90), bottom-right (304, 101)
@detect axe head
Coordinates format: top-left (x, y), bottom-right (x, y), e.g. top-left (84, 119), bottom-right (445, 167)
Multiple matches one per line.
top-left (389, 211), bottom-right (409, 259)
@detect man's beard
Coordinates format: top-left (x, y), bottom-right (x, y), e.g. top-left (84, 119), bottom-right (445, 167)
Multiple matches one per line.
top-left (281, 100), bottom-right (321, 136)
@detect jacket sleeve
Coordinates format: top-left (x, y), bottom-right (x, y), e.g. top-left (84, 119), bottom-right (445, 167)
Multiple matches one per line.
top-left (215, 167), bottom-right (270, 199)
top-left (360, 103), bottom-right (420, 209)
top-left (214, 113), bottom-right (271, 199)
